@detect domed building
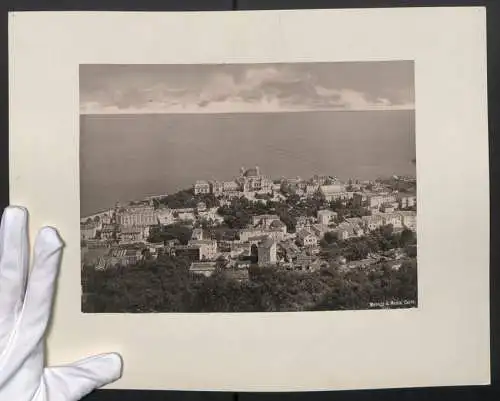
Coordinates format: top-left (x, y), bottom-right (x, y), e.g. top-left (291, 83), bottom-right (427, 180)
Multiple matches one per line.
top-left (236, 165), bottom-right (273, 194)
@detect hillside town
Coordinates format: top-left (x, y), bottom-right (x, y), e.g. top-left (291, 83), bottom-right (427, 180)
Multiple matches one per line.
top-left (81, 166), bottom-right (417, 283)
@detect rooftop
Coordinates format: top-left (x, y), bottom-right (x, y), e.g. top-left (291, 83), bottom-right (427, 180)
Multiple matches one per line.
top-left (269, 219), bottom-right (286, 229)
top-left (259, 236), bottom-right (276, 248)
top-left (188, 240), bottom-right (216, 245)
top-left (190, 262), bottom-right (217, 268)
top-left (317, 209), bottom-right (337, 216)
top-left (320, 184), bottom-right (344, 194)
top-left (241, 166), bottom-right (261, 177)
top-left (297, 229), bottom-right (315, 240)
top-left (190, 262), bottom-right (217, 272)
top-left (248, 235), bottom-right (270, 242)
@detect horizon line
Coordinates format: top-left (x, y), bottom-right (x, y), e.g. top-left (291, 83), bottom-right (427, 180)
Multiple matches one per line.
top-left (80, 107), bottom-right (415, 117)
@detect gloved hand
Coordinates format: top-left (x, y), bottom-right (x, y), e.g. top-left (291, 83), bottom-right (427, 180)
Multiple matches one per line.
top-left (0, 206), bottom-right (123, 400)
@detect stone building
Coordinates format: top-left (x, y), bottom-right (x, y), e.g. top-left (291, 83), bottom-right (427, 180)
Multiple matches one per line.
top-left (115, 205), bottom-right (156, 226)
top-left (174, 245), bottom-right (201, 262)
top-left (318, 184), bottom-right (346, 202)
top-left (189, 262), bottom-right (217, 277)
top-left (81, 222), bottom-right (97, 240)
top-left (258, 237), bottom-right (277, 267)
top-left (188, 239), bottom-right (218, 260)
top-left (209, 180), bottom-right (225, 196)
top-left (194, 180), bottom-right (210, 195)
top-left (398, 193), bottom-right (417, 209)
top-left (296, 229), bottom-right (318, 247)
top-left (236, 166), bottom-right (273, 194)
top-left (317, 209), bottom-right (338, 225)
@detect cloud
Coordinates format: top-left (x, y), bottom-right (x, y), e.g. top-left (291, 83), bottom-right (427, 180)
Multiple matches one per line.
top-left (80, 64), bottom-right (415, 114)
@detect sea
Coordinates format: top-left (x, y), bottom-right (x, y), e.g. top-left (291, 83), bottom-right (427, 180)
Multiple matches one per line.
top-left (80, 110), bottom-right (416, 217)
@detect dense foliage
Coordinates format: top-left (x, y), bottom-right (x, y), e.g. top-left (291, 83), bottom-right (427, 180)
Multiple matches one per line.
top-left (320, 226), bottom-right (417, 262)
top-left (148, 223), bottom-right (193, 245)
top-left (377, 177), bottom-right (417, 194)
top-left (329, 199), bottom-right (371, 220)
top-left (82, 254), bottom-right (417, 313)
top-left (155, 190), bottom-right (219, 209)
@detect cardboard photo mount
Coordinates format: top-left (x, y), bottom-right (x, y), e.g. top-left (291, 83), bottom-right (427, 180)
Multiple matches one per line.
top-left (8, 8), bottom-right (490, 391)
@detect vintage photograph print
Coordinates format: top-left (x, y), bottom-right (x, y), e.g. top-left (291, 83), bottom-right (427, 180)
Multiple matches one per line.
top-left (80, 61), bottom-right (417, 313)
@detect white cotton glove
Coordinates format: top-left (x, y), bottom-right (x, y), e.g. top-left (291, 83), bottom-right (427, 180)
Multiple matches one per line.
top-left (0, 206), bottom-right (123, 401)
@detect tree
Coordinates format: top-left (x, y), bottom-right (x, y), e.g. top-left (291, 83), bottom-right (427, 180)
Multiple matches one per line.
top-left (380, 224), bottom-right (394, 239)
top-left (287, 194), bottom-right (301, 205)
top-left (400, 229), bottom-right (416, 247)
top-left (83, 224), bottom-right (418, 313)
top-left (405, 244), bottom-right (417, 258)
top-left (324, 231), bottom-right (337, 244)
top-left (141, 248), bottom-right (152, 260)
top-left (148, 224), bottom-right (192, 245)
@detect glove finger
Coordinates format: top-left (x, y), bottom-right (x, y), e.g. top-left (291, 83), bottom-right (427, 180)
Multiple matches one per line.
top-left (13, 226), bottom-right (63, 356)
top-left (0, 206), bottom-right (29, 350)
top-left (43, 353), bottom-right (123, 401)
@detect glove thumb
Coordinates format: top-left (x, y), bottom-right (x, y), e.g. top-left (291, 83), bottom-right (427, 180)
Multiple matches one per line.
top-left (40, 353), bottom-right (123, 401)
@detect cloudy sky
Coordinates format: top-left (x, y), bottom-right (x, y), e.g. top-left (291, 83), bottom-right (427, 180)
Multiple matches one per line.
top-left (79, 61), bottom-right (415, 114)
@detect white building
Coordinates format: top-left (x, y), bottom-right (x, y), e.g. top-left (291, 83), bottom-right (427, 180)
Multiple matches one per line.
top-left (80, 223), bottom-right (97, 240)
top-left (318, 184), bottom-right (345, 202)
top-left (239, 228), bottom-right (268, 242)
top-left (367, 193), bottom-right (398, 209)
top-left (223, 181), bottom-right (240, 192)
top-left (383, 213), bottom-right (404, 229)
top-left (398, 211), bottom-right (417, 231)
top-left (361, 211), bottom-right (417, 232)
top-left (209, 180), bottom-right (225, 196)
top-left (236, 166), bottom-right (273, 194)
top-left (317, 209), bottom-right (338, 225)
top-left (177, 212), bottom-right (196, 222)
top-left (155, 208), bottom-right (174, 225)
top-left (194, 180), bottom-right (210, 195)
top-left (334, 222), bottom-right (364, 240)
top-left (296, 229), bottom-right (318, 247)
top-left (361, 214), bottom-right (385, 231)
top-left (116, 205), bottom-right (156, 226)
top-left (398, 193), bottom-right (417, 209)
top-left (118, 225), bottom-right (148, 244)
top-left (191, 228), bottom-right (204, 240)
top-left (188, 239), bottom-right (218, 260)
top-left (189, 262), bottom-right (217, 277)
